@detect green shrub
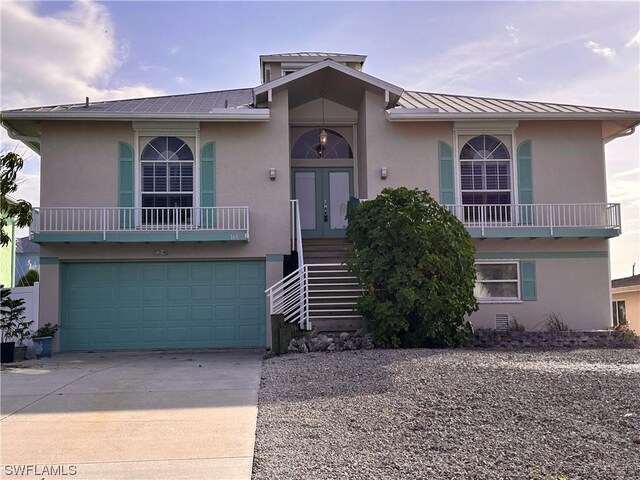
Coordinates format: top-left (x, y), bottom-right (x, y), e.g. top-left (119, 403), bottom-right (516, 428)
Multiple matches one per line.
top-left (346, 187), bottom-right (478, 348)
top-left (1, 287), bottom-right (29, 343)
top-left (17, 269), bottom-right (39, 287)
top-left (33, 322), bottom-right (59, 338)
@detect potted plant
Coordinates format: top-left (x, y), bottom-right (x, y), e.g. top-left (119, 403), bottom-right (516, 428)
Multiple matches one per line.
top-left (1, 288), bottom-right (28, 363)
top-left (13, 319), bottom-right (34, 361)
top-left (32, 323), bottom-right (59, 359)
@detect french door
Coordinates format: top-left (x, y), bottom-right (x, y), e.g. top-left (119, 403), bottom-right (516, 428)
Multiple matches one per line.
top-left (292, 168), bottom-right (354, 238)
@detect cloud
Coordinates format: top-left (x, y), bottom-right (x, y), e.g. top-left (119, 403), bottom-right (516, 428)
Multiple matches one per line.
top-left (626, 30), bottom-right (640, 47)
top-left (611, 168), bottom-right (640, 179)
top-left (170, 46), bottom-right (180, 55)
top-left (0, 0), bottom-right (163, 109)
top-left (506, 25), bottom-right (518, 44)
top-left (174, 76), bottom-right (186, 84)
top-left (585, 40), bottom-right (616, 58)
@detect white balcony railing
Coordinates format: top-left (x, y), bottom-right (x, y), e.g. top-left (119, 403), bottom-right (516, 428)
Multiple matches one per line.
top-left (446, 203), bottom-right (621, 236)
top-left (30, 206), bottom-right (250, 240)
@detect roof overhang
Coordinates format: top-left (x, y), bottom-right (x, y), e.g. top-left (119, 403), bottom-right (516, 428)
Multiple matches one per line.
top-left (255, 59), bottom-right (403, 109)
top-left (1, 109), bottom-right (269, 122)
top-left (386, 108), bottom-right (640, 139)
top-left (260, 53), bottom-right (367, 68)
top-left (612, 285), bottom-right (640, 294)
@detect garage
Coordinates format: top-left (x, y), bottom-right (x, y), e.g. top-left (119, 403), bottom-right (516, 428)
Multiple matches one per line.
top-left (60, 261), bottom-right (266, 351)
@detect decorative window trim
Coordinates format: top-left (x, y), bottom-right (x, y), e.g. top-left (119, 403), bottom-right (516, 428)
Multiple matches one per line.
top-left (134, 126), bottom-right (200, 211)
top-left (475, 261), bottom-right (521, 303)
top-left (453, 126), bottom-right (519, 206)
top-left (140, 137), bottom-right (195, 226)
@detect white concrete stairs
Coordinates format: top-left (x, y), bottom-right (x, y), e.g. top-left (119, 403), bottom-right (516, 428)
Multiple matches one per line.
top-left (303, 239), bottom-right (364, 332)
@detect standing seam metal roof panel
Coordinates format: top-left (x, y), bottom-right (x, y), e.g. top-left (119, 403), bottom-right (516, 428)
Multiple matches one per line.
top-left (397, 91), bottom-right (639, 115)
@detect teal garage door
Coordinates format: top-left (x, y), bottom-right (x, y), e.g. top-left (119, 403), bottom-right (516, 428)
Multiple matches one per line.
top-left (60, 261), bottom-right (265, 351)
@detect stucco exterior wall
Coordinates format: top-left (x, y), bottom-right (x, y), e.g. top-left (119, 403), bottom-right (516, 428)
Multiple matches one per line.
top-left (38, 90), bottom-right (291, 261)
top-left (37, 91), bottom-right (291, 345)
top-left (40, 121), bottom-right (131, 207)
top-left (612, 288), bottom-right (640, 334)
top-left (472, 238), bottom-right (611, 331)
top-left (360, 91), bottom-right (446, 199)
top-left (38, 262), bottom-right (60, 351)
top-left (516, 121), bottom-right (607, 204)
top-left (354, 98), bottom-right (607, 207)
top-left (356, 95), bottom-right (368, 197)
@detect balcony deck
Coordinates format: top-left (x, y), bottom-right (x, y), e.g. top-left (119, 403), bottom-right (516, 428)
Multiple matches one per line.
top-left (30, 207), bottom-right (250, 243)
top-left (447, 203), bottom-right (621, 238)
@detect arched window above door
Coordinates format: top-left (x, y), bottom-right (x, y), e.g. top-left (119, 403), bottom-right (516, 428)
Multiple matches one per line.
top-left (291, 128), bottom-right (353, 159)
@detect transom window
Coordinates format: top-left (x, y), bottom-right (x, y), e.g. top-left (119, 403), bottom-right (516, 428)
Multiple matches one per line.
top-left (140, 136), bottom-right (194, 224)
top-left (475, 262), bottom-right (519, 301)
top-left (460, 135), bottom-right (512, 222)
top-left (291, 129), bottom-right (353, 159)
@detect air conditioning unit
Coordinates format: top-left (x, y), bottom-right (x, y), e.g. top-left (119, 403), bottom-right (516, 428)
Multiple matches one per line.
top-left (495, 313), bottom-right (511, 331)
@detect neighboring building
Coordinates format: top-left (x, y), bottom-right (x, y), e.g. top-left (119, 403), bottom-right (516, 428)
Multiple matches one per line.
top-left (2, 52), bottom-right (639, 352)
top-left (14, 236), bottom-right (40, 285)
top-left (612, 274), bottom-right (640, 334)
top-left (0, 215), bottom-right (16, 288)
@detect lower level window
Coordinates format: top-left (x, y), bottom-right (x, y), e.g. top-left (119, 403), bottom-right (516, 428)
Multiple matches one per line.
top-left (475, 262), bottom-right (519, 301)
top-left (612, 300), bottom-right (627, 326)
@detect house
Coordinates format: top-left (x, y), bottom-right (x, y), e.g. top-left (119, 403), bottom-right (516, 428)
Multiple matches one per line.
top-left (0, 197), bottom-right (17, 288)
top-left (14, 236), bottom-right (40, 285)
top-left (1, 52), bottom-right (639, 352)
top-left (612, 274), bottom-right (640, 334)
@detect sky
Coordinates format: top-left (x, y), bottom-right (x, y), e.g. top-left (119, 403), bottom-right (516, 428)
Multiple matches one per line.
top-left (1, 0), bottom-right (639, 279)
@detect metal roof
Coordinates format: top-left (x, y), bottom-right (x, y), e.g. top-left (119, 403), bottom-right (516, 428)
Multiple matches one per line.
top-left (398, 91), bottom-right (637, 115)
top-left (16, 236), bottom-right (39, 254)
top-left (5, 88), bottom-right (255, 115)
top-left (260, 52), bottom-right (366, 59)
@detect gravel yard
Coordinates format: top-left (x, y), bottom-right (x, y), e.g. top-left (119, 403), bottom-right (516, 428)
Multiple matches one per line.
top-left (252, 348), bottom-right (640, 479)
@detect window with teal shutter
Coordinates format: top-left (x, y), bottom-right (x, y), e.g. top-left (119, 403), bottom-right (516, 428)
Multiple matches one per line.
top-left (200, 142), bottom-right (216, 227)
top-left (520, 261), bottom-right (537, 301)
top-left (438, 141), bottom-right (455, 205)
top-left (517, 140), bottom-right (533, 225)
top-left (118, 142), bottom-right (134, 228)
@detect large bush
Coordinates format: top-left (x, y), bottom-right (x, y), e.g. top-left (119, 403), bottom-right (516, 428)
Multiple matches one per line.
top-left (346, 187), bottom-right (478, 348)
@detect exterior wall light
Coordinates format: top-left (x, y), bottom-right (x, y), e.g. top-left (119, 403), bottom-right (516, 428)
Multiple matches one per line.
top-left (380, 167), bottom-right (388, 179)
top-left (269, 168), bottom-right (277, 180)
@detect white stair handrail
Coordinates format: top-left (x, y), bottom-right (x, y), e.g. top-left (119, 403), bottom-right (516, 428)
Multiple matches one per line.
top-left (265, 265), bottom-right (310, 330)
top-left (290, 199), bottom-right (304, 268)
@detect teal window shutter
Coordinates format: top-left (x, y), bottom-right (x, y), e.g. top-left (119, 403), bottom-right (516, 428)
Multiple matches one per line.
top-left (438, 141), bottom-right (455, 205)
top-left (200, 142), bottom-right (216, 227)
top-left (517, 140), bottom-right (533, 204)
top-left (517, 140), bottom-right (533, 225)
top-left (118, 142), bottom-right (134, 228)
top-left (520, 261), bottom-right (537, 301)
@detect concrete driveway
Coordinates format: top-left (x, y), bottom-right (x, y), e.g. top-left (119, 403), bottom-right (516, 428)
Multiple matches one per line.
top-left (1, 350), bottom-right (263, 479)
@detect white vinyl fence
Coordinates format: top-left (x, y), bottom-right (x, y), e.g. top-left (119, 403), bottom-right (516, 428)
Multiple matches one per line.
top-left (4, 283), bottom-right (40, 359)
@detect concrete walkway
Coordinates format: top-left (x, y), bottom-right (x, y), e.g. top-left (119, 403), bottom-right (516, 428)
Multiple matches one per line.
top-left (1, 350), bottom-right (263, 479)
